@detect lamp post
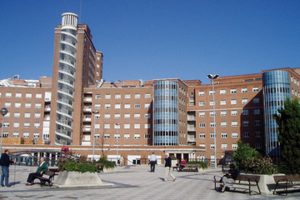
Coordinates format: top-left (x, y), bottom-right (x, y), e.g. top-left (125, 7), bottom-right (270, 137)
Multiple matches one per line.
top-left (1, 107), bottom-right (8, 153)
top-left (207, 74), bottom-right (219, 169)
top-left (92, 110), bottom-right (99, 162)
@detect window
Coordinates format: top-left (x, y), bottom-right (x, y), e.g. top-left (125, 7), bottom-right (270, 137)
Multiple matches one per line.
top-left (104, 104), bottom-right (111, 109)
top-left (105, 94), bottom-right (111, 99)
top-left (231, 121), bottom-right (238, 127)
top-left (134, 114), bottom-right (140, 119)
top-left (241, 88), bottom-right (248, 93)
top-left (36, 93), bottom-right (42, 98)
top-left (221, 144), bottom-right (228, 150)
top-left (199, 101), bottom-right (205, 106)
top-left (14, 113), bottom-right (20, 118)
top-left (25, 103), bottom-right (31, 108)
top-left (220, 111), bottom-right (227, 116)
top-left (242, 99), bottom-right (248, 104)
top-left (220, 100), bottom-right (226, 105)
top-left (252, 87), bottom-right (259, 92)
top-left (144, 114), bottom-right (151, 119)
top-left (115, 94), bottom-right (121, 99)
top-left (254, 120), bottom-right (261, 127)
top-left (254, 109), bottom-right (260, 115)
top-left (210, 132), bottom-right (216, 138)
top-left (35, 113), bottom-right (41, 118)
top-left (244, 132), bottom-right (249, 138)
top-left (199, 123), bottom-right (205, 128)
top-left (94, 104), bottom-right (101, 109)
top-left (134, 104), bottom-right (141, 109)
top-left (115, 104), bottom-right (121, 109)
top-left (104, 124), bottom-right (110, 129)
top-left (198, 91), bottom-right (205, 96)
top-left (231, 99), bottom-right (237, 105)
top-left (15, 103), bottom-right (21, 108)
top-left (210, 122), bottom-right (216, 127)
top-left (232, 144), bottom-right (238, 150)
top-left (124, 114), bottom-right (130, 119)
top-left (255, 131), bottom-right (261, 138)
top-left (114, 123), bottom-right (121, 129)
top-left (104, 134), bottom-right (110, 139)
top-left (220, 90), bottom-right (226, 95)
top-left (243, 121), bottom-right (249, 127)
top-left (144, 104), bottom-right (150, 109)
top-left (13, 132), bottom-right (19, 137)
top-left (24, 113), bottom-right (31, 118)
top-left (145, 94), bottom-right (151, 98)
top-left (24, 123), bottom-right (30, 127)
top-left (199, 112), bottom-right (205, 117)
top-left (95, 94), bottom-right (101, 99)
top-left (35, 104), bottom-right (42, 109)
top-left (124, 104), bottom-right (131, 109)
top-left (134, 124), bottom-right (140, 129)
top-left (124, 124), bottom-right (130, 129)
top-left (232, 133), bottom-right (239, 138)
top-left (135, 94), bottom-right (141, 99)
top-left (104, 114), bottom-right (111, 119)
top-left (124, 134), bottom-right (130, 139)
top-left (209, 101), bottom-right (215, 106)
top-left (125, 94), bottom-right (131, 99)
top-left (231, 110), bottom-right (238, 116)
top-left (25, 93), bottom-right (32, 98)
top-left (5, 93), bottom-right (12, 97)
top-left (253, 98), bottom-right (260, 104)
top-left (210, 144), bottom-right (215, 149)
top-left (230, 89), bottom-right (237, 94)
top-left (220, 122), bottom-right (227, 127)
top-left (13, 123), bottom-right (20, 128)
top-left (144, 124), bottom-right (151, 129)
top-left (199, 133), bottom-right (205, 139)
top-left (209, 90), bottom-right (216, 95)
top-left (34, 123), bottom-right (40, 128)
top-left (15, 93), bottom-right (22, 98)
top-left (209, 111), bottom-right (216, 117)
top-left (114, 134), bottom-right (121, 139)
top-left (221, 133), bottom-right (227, 138)
top-left (114, 114), bottom-right (121, 119)
top-left (4, 102), bottom-right (11, 107)
top-left (134, 134), bottom-right (141, 139)
top-left (242, 110), bottom-right (249, 115)
top-left (23, 133), bottom-right (30, 138)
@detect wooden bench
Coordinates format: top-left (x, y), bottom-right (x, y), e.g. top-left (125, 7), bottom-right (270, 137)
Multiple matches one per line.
top-left (214, 174), bottom-right (261, 195)
top-left (34, 171), bottom-right (56, 186)
top-left (175, 164), bottom-right (198, 172)
top-left (273, 174), bottom-right (300, 195)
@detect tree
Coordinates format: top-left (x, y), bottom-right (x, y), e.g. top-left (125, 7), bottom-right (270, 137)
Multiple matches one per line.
top-left (233, 141), bottom-right (259, 173)
top-left (274, 98), bottom-right (300, 174)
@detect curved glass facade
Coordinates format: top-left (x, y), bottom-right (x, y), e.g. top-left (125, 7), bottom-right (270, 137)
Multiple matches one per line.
top-left (153, 80), bottom-right (179, 145)
top-left (263, 70), bottom-right (291, 158)
top-left (55, 13), bottom-right (78, 145)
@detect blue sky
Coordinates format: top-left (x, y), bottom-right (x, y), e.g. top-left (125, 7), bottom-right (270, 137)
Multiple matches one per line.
top-left (0, 0), bottom-right (300, 83)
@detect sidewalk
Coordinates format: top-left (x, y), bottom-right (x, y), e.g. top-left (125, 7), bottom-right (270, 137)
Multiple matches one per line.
top-left (0, 165), bottom-right (299, 200)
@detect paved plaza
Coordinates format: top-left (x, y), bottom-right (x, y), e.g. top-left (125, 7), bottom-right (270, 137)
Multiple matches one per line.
top-left (0, 165), bottom-right (299, 200)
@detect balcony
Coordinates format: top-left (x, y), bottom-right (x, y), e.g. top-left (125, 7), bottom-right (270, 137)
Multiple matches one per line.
top-left (83, 117), bottom-right (91, 122)
top-left (84, 97), bottom-right (92, 102)
top-left (44, 106), bottom-right (51, 112)
top-left (83, 107), bottom-right (92, 112)
top-left (81, 141), bottom-right (91, 146)
top-left (187, 115), bottom-right (196, 121)
top-left (82, 126), bottom-right (91, 132)
top-left (187, 126), bottom-right (196, 131)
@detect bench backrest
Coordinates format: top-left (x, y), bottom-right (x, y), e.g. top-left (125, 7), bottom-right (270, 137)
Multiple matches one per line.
top-left (237, 174), bottom-right (260, 182)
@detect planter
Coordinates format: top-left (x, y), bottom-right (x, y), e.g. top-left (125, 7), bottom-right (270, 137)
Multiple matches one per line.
top-left (54, 171), bottom-right (107, 188)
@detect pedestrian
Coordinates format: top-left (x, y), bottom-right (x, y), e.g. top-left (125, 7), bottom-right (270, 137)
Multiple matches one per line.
top-left (25, 157), bottom-right (48, 186)
top-left (149, 152), bottom-right (157, 172)
top-left (164, 153), bottom-right (176, 181)
top-left (0, 149), bottom-right (14, 187)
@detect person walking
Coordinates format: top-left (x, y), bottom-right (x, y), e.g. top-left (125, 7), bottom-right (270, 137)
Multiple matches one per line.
top-left (149, 152), bottom-right (157, 172)
top-left (25, 157), bottom-right (48, 185)
top-left (164, 154), bottom-right (176, 182)
top-left (0, 149), bottom-right (14, 187)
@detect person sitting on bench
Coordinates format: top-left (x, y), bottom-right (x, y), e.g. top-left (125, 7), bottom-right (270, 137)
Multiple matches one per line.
top-left (25, 157), bottom-right (48, 186)
top-left (220, 164), bottom-right (239, 192)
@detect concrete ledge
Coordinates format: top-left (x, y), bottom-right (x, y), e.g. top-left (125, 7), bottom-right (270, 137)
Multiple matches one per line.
top-left (54, 171), bottom-right (112, 188)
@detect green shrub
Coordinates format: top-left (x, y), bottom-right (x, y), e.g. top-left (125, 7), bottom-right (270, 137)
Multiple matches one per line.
top-left (188, 161), bottom-right (208, 169)
top-left (96, 156), bottom-right (116, 169)
top-left (62, 160), bottom-right (98, 173)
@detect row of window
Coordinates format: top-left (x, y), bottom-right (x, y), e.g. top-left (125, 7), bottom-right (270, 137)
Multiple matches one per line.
top-left (93, 133), bottom-right (146, 140)
top-left (198, 87), bottom-right (260, 96)
top-left (91, 113), bottom-right (151, 119)
top-left (3, 102), bottom-right (43, 109)
top-left (1, 132), bottom-right (41, 138)
top-left (198, 98), bottom-right (260, 106)
top-left (1, 122), bottom-right (41, 128)
top-left (198, 120), bottom-right (261, 128)
top-left (197, 109), bottom-right (261, 117)
top-left (2, 113), bottom-right (42, 118)
top-left (94, 103), bottom-right (150, 110)
top-left (0, 93), bottom-right (43, 98)
top-left (94, 123), bottom-right (151, 129)
top-left (94, 93), bottom-right (151, 100)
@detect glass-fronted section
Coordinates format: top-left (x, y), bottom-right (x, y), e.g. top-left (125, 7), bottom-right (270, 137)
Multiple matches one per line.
top-left (263, 70), bottom-right (291, 158)
top-left (153, 80), bottom-right (179, 145)
top-left (55, 13), bottom-right (78, 145)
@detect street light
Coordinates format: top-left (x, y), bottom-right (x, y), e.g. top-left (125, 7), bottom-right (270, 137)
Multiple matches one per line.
top-left (92, 110), bottom-right (99, 162)
top-left (1, 107), bottom-right (8, 153)
top-left (207, 74), bottom-right (219, 169)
